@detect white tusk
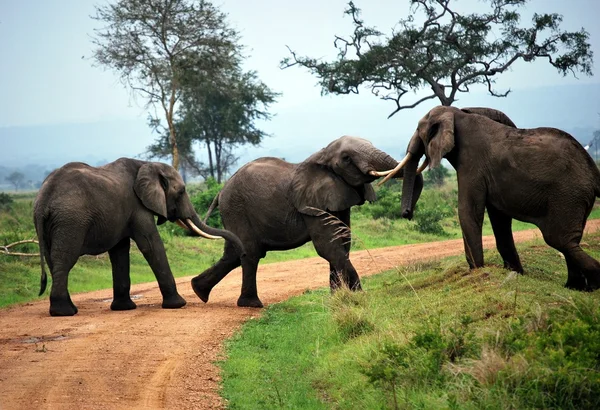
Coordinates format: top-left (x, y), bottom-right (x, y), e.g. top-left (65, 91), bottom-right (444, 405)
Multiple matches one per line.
top-left (377, 152), bottom-right (412, 186)
top-left (416, 158), bottom-right (430, 175)
top-left (176, 219), bottom-right (189, 230)
top-left (369, 169), bottom-right (400, 177)
top-left (186, 219), bottom-right (222, 240)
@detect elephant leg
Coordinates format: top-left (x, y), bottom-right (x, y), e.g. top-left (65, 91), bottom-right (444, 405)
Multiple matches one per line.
top-left (48, 235), bottom-right (80, 316)
top-left (237, 253), bottom-right (263, 308)
top-left (328, 210), bottom-right (356, 290)
top-left (109, 237), bottom-right (136, 311)
top-left (132, 230), bottom-right (186, 309)
top-left (457, 185), bottom-right (486, 269)
top-left (307, 211), bottom-right (362, 292)
top-left (540, 223), bottom-right (600, 291)
top-left (486, 204), bottom-right (523, 273)
top-left (191, 241), bottom-right (241, 304)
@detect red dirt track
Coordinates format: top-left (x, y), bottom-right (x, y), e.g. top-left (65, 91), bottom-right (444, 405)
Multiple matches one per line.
top-left (2, 220), bottom-right (600, 409)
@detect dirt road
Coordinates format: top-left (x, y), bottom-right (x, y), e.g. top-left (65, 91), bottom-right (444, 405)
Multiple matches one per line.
top-left (2, 221), bottom-right (600, 409)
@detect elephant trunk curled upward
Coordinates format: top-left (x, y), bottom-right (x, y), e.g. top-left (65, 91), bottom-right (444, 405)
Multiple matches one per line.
top-left (34, 157), bottom-right (244, 316)
top-left (191, 135), bottom-right (423, 308)
top-left (386, 105), bottom-right (600, 291)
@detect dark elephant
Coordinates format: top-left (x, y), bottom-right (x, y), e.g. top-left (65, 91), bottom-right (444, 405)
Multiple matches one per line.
top-left (383, 105), bottom-right (600, 291)
top-left (191, 135), bottom-right (423, 307)
top-left (34, 158), bottom-right (244, 316)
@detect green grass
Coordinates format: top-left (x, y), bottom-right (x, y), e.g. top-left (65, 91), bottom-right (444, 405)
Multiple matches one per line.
top-left (220, 233), bottom-right (600, 409)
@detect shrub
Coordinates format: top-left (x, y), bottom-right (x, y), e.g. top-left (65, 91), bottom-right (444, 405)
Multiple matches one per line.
top-left (189, 177), bottom-right (223, 228)
top-left (0, 192), bottom-right (13, 212)
top-left (411, 189), bottom-right (457, 235)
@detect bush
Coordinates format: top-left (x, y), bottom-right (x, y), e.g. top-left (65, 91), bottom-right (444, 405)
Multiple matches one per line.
top-left (0, 192), bottom-right (14, 212)
top-left (189, 177), bottom-right (224, 228)
top-left (411, 189), bottom-right (457, 235)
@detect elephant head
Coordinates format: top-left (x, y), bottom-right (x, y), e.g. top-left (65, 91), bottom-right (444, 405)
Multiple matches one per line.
top-left (378, 106), bottom-right (517, 219)
top-left (290, 135), bottom-right (423, 216)
top-left (134, 162), bottom-right (245, 252)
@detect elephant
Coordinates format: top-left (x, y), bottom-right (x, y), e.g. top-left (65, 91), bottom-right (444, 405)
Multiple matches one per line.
top-left (34, 157), bottom-right (244, 316)
top-left (190, 135), bottom-right (424, 307)
top-left (381, 105), bottom-right (600, 291)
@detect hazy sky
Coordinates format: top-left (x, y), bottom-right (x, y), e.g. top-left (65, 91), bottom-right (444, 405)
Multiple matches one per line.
top-left (1, 0), bottom-right (599, 167)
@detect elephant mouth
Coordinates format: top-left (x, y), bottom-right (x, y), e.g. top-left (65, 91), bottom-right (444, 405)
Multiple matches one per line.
top-left (175, 219), bottom-right (222, 240)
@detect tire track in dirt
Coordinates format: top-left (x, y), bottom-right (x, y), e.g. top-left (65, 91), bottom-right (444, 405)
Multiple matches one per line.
top-left (1, 220), bottom-right (599, 409)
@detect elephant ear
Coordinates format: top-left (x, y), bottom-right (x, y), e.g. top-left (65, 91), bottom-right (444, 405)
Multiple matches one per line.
top-left (426, 108), bottom-right (455, 168)
top-left (290, 163), bottom-right (365, 216)
top-left (134, 163), bottom-right (168, 224)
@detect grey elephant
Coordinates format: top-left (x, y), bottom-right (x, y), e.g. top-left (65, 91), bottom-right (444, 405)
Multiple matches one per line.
top-left (382, 105), bottom-right (600, 291)
top-left (191, 135), bottom-right (423, 307)
top-left (34, 158), bottom-right (244, 316)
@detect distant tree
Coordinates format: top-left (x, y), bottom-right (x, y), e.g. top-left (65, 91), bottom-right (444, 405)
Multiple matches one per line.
top-left (5, 171), bottom-right (25, 191)
top-left (424, 164), bottom-right (450, 186)
top-left (281, 0), bottom-right (593, 118)
top-left (91, 0), bottom-right (238, 169)
top-left (148, 60), bottom-right (278, 183)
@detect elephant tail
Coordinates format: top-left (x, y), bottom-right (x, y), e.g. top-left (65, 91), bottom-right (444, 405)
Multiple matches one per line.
top-left (203, 193), bottom-right (220, 224)
top-left (34, 216), bottom-right (48, 296)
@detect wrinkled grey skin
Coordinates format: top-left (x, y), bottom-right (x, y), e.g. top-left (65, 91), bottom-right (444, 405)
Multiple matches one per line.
top-left (34, 158), bottom-right (244, 316)
top-left (191, 136), bottom-right (424, 307)
top-left (400, 106), bottom-right (600, 291)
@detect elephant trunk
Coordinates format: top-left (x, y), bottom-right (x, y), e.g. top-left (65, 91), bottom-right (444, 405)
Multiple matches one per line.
top-left (185, 213), bottom-right (246, 258)
top-left (400, 155), bottom-right (423, 220)
top-left (369, 149), bottom-right (403, 175)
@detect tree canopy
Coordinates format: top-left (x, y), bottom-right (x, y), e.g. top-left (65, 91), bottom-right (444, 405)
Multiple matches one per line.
top-left (91, 0), bottom-right (238, 168)
top-left (5, 172), bottom-right (25, 192)
top-left (281, 0), bottom-right (593, 118)
top-left (148, 64), bottom-right (278, 183)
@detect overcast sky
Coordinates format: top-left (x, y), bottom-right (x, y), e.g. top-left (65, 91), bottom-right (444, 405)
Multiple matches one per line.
top-left (1, 0), bottom-right (599, 168)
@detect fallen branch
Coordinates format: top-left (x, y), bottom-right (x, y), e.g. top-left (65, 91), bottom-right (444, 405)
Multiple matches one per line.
top-left (1, 239), bottom-right (40, 257)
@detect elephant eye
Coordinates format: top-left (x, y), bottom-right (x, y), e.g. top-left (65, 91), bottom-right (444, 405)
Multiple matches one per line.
top-left (342, 154), bottom-right (352, 163)
top-left (427, 123), bottom-right (440, 141)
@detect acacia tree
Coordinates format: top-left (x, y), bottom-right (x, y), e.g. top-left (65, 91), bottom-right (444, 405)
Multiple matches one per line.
top-left (91, 0), bottom-right (237, 168)
top-left (149, 66), bottom-right (277, 183)
top-left (281, 0), bottom-right (593, 118)
top-left (5, 171), bottom-right (25, 191)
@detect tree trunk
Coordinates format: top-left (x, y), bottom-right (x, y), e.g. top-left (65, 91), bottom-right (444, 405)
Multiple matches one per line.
top-left (206, 140), bottom-right (215, 180)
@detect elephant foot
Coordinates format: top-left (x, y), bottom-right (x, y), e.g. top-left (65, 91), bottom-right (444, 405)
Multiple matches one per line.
top-left (161, 293), bottom-right (187, 309)
top-left (564, 271), bottom-right (600, 292)
top-left (503, 262), bottom-right (524, 274)
top-left (49, 297), bottom-right (78, 317)
top-left (237, 295), bottom-right (263, 308)
top-left (191, 276), bottom-right (213, 303)
top-left (110, 298), bottom-right (137, 311)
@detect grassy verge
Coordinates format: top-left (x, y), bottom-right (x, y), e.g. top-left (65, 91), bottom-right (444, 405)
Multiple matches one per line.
top-left (220, 232), bottom-right (600, 409)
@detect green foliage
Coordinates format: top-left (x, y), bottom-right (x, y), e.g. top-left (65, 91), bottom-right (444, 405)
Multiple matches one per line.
top-left (412, 188), bottom-right (457, 235)
top-left (282, 0), bottom-right (593, 117)
top-left (424, 165), bottom-right (450, 187)
top-left (359, 185), bottom-right (402, 220)
top-left (189, 178), bottom-right (224, 228)
top-left (0, 192), bottom-right (14, 211)
top-left (91, 0), bottom-right (241, 168)
top-left (330, 288), bottom-right (375, 341)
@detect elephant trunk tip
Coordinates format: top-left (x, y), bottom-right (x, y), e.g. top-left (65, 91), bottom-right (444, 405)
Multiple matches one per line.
top-left (402, 209), bottom-right (413, 220)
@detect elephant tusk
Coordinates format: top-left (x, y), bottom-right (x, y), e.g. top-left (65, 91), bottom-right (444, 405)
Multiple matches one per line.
top-left (176, 219), bottom-right (189, 230)
top-left (416, 158), bottom-right (430, 175)
top-left (377, 152), bottom-right (412, 186)
top-left (186, 219), bottom-right (223, 240)
top-left (369, 170), bottom-right (402, 178)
